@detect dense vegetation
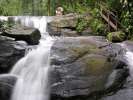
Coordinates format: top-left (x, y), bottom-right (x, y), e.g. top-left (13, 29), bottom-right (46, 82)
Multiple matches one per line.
top-left (0, 0), bottom-right (133, 41)
top-left (0, 0), bottom-right (48, 15)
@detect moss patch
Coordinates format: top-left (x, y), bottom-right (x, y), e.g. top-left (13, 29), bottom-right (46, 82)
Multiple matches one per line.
top-left (78, 54), bottom-right (113, 91)
top-left (107, 31), bottom-right (126, 42)
top-left (69, 44), bottom-right (100, 58)
top-left (83, 55), bottom-right (112, 76)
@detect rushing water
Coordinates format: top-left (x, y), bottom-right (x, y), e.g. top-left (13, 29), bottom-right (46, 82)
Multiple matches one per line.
top-left (120, 43), bottom-right (133, 78)
top-left (125, 51), bottom-right (133, 78)
top-left (0, 16), bottom-right (54, 100)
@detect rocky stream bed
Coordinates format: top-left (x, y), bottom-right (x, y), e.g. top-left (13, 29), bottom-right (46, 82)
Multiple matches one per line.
top-left (0, 15), bottom-right (133, 100)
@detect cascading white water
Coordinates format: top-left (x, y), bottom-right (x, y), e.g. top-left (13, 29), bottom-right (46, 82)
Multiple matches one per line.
top-left (1, 16), bottom-right (55, 100)
top-left (120, 43), bottom-right (133, 78)
top-left (125, 51), bottom-right (133, 77)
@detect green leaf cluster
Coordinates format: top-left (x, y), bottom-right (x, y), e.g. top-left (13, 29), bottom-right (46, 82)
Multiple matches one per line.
top-left (76, 18), bottom-right (88, 33)
top-left (89, 18), bottom-right (107, 36)
top-left (0, 20), bottom-right (13, 32)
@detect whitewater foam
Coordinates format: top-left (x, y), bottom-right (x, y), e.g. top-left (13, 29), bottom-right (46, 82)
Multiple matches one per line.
top-left (5, 16), bottom-right (54, 100)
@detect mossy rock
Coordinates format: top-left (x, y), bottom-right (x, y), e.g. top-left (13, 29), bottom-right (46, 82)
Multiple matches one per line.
top-left (107, 31), bottom-right (126, 42)
top-left (50, 36), bottom-right (127, 98)
top-left (82, 54), bottom-right (112, 76)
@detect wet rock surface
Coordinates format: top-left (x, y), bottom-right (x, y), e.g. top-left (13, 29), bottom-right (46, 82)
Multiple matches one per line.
top-left (0, 36), bottom-right (129, 100)
top-left (122, 41), bottom-right (133, 51)
top-left (100, 41), bottom-right (133, 100)
top-left (50, 36), bottom-right (128, 99)
top-left (101, 77), bottom-right (133, 100)
top-left (0, 74), bottom-right (17, 100)
top-left (0, 36), bottom-right (25, 73)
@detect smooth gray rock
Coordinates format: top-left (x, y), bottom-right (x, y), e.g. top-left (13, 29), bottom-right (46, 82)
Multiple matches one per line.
top-left (50, 36), bottom-right (127, 98)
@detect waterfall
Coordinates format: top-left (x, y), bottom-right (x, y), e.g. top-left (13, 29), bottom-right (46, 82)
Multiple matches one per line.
top-left (4, 16), bottom-right (54, 100)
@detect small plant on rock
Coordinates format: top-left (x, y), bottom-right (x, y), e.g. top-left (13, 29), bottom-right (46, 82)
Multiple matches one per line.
top-left (76, 18), bottom-right (89, 33)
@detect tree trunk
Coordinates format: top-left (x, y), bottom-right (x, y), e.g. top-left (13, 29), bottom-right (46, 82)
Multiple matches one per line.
top-left (48, 0), bottom-right (51, 16)
top-left (32, 0), bottom-right (34, 15)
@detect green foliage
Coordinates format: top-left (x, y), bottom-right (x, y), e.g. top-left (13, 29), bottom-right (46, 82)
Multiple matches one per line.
top-left (63, 1), bottom-right (90, 14)
top-left (103, 0), bottom-right (133, 38)
top-left (105, 0), bottom-right (122, 11)
top-left (75, 3), bottom-right (89, 14)
top-left (63, 4), bottom-right (75, 14)
top-left (121, 11), bottom-right (133, 32)
top-left (76, 18), bottom-right (89, 33)
top-left (89, 18), bottom-right (107, 36)
top-left (120, 3), bottom-right (133, 38)
top-left (0, 0), bottom-right (95, 15)
top-left (0, 0), bottom-right (22, 15)
top-left (0, 0), bottom-right (48, 15)
top-left (90, 8), bottom-right (100, 18)
top-left (0, 21), bottom-right (13, 32)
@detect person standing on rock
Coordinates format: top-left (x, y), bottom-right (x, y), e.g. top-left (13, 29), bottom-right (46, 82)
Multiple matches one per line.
top-left (55, 7), bottom-right (64, 36)
top-left (56, 7), bottom-right (64, 16)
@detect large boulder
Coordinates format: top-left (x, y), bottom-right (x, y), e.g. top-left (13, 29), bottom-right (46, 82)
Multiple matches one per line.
top-left (1, 24), bottom-right (41, 45)
top-left (0, 36), bottom-right (25, 73)
top-left (48, 13), bottom-right (92, 36)
top-left (50, 36), bottom-right (128, 99)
